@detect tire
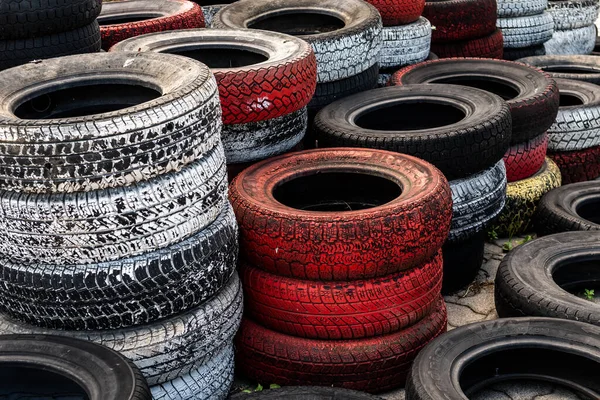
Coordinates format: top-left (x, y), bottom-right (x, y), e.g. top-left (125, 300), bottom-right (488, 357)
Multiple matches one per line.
top-left (390, 58), bottom-right (560, 144)
top-left (223, 107), bottom-right (307, 164)
top-left (442, 231), bottom-right (485, 294)
top-left (212, 0), bottom-right (383, 83)
top-left (0, 0), bottom-right (102, 39)
top-left (516, 55), bottom-right (600, 84)
top-left (406, 318), bottom-right (600, 399)
top-left (497, 13), bottom-right (554, 48)
top-left (365, 0), bottom-right (425, 26)
top-left (201, 4), bottom-right (225, 27)
top-left (0, 203), bottom-right (237, 330)
top-left (236, 297), bottom-right (447, 393)
top-left (378, 52), bottom-right (438, 87)
top-left (242, 250), bottom-right (443, 340)
top-left (378, 72), bottom-right (393, 87)
top-left (423, 0), bottom-right (497, 43)
top-left (315, 85), bottom-right (511, 180)
top-left (99, 0), bottom-right (205, 50)
top-left (0, 335), bottom-right (150, 400)
top-left (0, 51), bottom-right (221, 194)
top-left (380, 17), bottom-right (431, 68)
top-left (111, 28), bottom-right (317, 125)
top-left (548, 145), bottom-right (600, 183)
top-left (448, 160), bottom-right (507, 242)
top-left (547, 78), bottom-right (600, 152)
top-left (547, 0), bottom-right (599, 31)
top-left (308, 64), bottom-right (379, 110)
top-left (231, 387), bottom-right (381, 399)
top-left (497, 0), bottom-right (547, 17)
top-left (0, 21), bottom-right (101, 70)
top-left (229, 148), bottom-right (452, 281)
top-left (490, 157), bottom-right (562, 236)
top-left (503, 43), bottom-right (546, 60)
top-left (503, 132), bottom-right (549, 182)
top-left (0, 272), bottom-right (243, 386)
top-left (430, 29), bottom-right (504, 59)
top-left (544, 25), bottom-right (596, 55)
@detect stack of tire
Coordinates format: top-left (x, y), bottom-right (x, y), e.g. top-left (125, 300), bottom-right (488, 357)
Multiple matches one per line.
top-left (98, 0), bottom-right (205, 50)
top-left (0, 52), bottom-right (242, 400)
top-left (544, 0), bottom-right (599, 55)
top-left (496, 0), bottom-right (554, 60)
top-left (231, 148), bottom-right (451, 393)
top-left (111, 28), bottom-right (317, 179)
top-left (422, 0), bottom-right (503, 59)
top-left (0, 0), bottom-right (102, 70)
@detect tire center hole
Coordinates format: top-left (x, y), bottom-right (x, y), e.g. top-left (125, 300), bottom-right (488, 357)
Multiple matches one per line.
top-left (575, 198), bottom-right (600, 224)
top-left (97, 13), bottom-right (163, 25)
top-left (0, 365), bottom-right (88, 399)
top-left (542, 66), bottom-right (600, 74)
top-left (553, 256), bottom-right (600, 302)
top-left (429, 77), bottom-right (520, 100)
top-left (163, 47), bottom-right (268, 68)
top-left (560, 93), bottom-right (585, 107)
top-left (273, 172), bottom-right (402, 212)
top-left (247, 12), bottom-right (345, 35)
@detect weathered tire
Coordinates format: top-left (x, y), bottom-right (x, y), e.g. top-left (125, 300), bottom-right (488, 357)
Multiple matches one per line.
top-left (503, 43), bottom-right (546, 59)
top-left (442, 231), bottom-right (485, 294)
top-left (212, 0), bottom-right (383, 83)
top-left (236, 297), bottom-right (447, 393)
top-left (497, 13), bottom-right (554, 48)
top-left (111, 28), bottom-right (317, 125)
top-left (406, 318), bottom-right (600, 399)
top-left (380, 17), bottom-right (431, 68)
top-left (365, 0), bottom-right (425, 26)
top-left (378, 52), bottom-right (438, 87)
top-left (231, 387), bottom-right (381, 399)
top-left (423, 0), bottom-right (497, 43)
top-left (0, 52), bottom-right (221, 193)
top-left (308, 64), bottom-right (379, 110)
top-left (548, 145), bottom-right (600, 183)
top-left (229, 148), bottom-right (452, 280)
top-left (546, 0), bottom-right (599, 31)
top-left (431, 29), bottom-right (504, 59)
top-left (0, 272), bottom-right (244, 386)
top-left (516, 54), bottom-right (600, 84)
top-left (315, 85), bottom-right (512, 180)
top-left (544, 25), bottom-right (596, 55)
top-left (390, 58), bottom-right (560, 144)
top-left (99, 0), bottom-right (205, 50)
top-left (201, 4), bottom-right (225, 27)
top-left (497, 0), bottom-right (547, 17)
top-left (504, 132), bottom-right (549, 182)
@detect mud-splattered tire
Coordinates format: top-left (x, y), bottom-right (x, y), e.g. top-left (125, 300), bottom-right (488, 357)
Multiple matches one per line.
top-left (423, 0), bottom-right (496, 43)
top-left (517, 55), bottom-right (600, 84)
top-left (497, 13), bottom-right (554, 48)
top-left (504, 133), bottom-right (549, 182)
top-left (380, 17), bottom-right (431, 68)
top-left (431, 29), bottom-right (503, 59)
top-left (548, 145), bottom-right (600, 183)
top-left (366, 0), bottom-right (425, 26)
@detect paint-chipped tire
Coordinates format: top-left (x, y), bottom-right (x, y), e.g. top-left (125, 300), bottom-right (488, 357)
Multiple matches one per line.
top-left (431, 29), bottom-right (504, 59)
top-left (0, 272), bottom-right (244, 386)
top-left (504, 133), bottom-right (549, 182)
top-left (423, 0), bottom-right (497, 43)
top-left (380, 17), bottom-right (431, 68)
top-left (442, 231), bottom-right (485, 294)
top-left (242, 250), bottom-right (443, 340)
top-left (544, 25), bottom-right (596, 55)
top-left (229, 148), bottom-right (452, 281)
top-left (212, 0), bottom-right (383, 83)
top-left (497, 13), bottom-right (554, 48)
top-left (517, 55), bottom-right (600, 84)
top-left (546, 0), bottom-right (599, 31)
top-left (231, 387), bottom-right (381, 399)
top-left (503, 44), bottom-right (546, 60)
top-left (366, 0), bottom-right (425, 26)
top-left (98, 0), bottom-right (205, 50)
top-left (497, 0), bottom-right (547, 17)
top-left (548, 145), bottom-right (600, 183)
top-left (236, 297), bottom-right (447, 393)
top-left (308, 64), bottom-right (379, 110)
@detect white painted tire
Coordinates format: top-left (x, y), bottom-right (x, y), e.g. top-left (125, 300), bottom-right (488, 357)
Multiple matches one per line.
top-left (380, 17), bottom-right (431, 69)
top-left (546, 0), bottom-right (599, 30)
top-left (544, 24), bottom-right (596, 55)
top-left (498, 12), bottom-right (554, 47)
top-left (497, 0), bottom-right (547, 17)
top-left (201, 4), bottom-right (225, 27)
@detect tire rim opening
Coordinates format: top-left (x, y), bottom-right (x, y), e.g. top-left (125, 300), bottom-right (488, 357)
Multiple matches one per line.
top-left (247, 11), bottom-right (346, 35)
top-left (273, 172), bottom-right (402, 212)
top-left (0, 364), bottom-right (88, 399)
top-left (541, 65), bottom-right (600, 74)
top-left (428, 77), bottom-right (520, 100)
top-left (163, 47), bottom-right (268, 68)
top-left (553, 255), bottom-right (600, 303)
top-left (560, 93), bottom-right (585, 107)
top-left (354, 101), bottom-right (466, 131)
top-left (13, 83), bottom-right (162, 119)
top-left (575, 198), bottom-right (600, 224)
top-left (97, 13), bottom-right (163, 25)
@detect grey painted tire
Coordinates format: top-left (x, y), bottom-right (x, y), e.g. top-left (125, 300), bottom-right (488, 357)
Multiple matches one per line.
top-left (201, 5), bottom-right (225, 27)
top-left (544, 24), bottom-right (596, 55)
top-left (497, 0), bottom-right (547, 17)
top-left (0, 271), bottom-right (244, 386)
top-left (212, 0), bottom-right (383, 83)
top-left (380, 17), bottom-right (431, 69)
top-left (547, 0), bottom-right (599, 30)
top-left (497, 12), bottom-right (554, 47)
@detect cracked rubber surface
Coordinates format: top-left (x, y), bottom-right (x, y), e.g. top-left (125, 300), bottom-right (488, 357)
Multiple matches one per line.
top-left (380, 17), bottom-right (431, 68)
top-left (517, 55), bottom-right (600, 84)
top-left (431, 29), bottom-right (504, 59)
top-left (504, 132), bottom-right (548, 182)
top-left (497, 0), bottom-right (547, 17)
top-left (548, 145), bottom-right (600, 183)
top-left (497, 12), bottom-right (554, 48)
top-left (544, 25), bottom-right (596, 55)
top-left (424, 0), bottom-right (497, 43)
top-left (366, 0), bottom-right (425, 26)
top-left (546, 0), bottom-right (599, 30)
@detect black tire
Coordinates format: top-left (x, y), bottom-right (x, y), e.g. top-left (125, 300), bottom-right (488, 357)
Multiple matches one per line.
top-left (544, 25), bottom-right (596, 55)
top-left (314, 85), bottom-right (511, 180)
top-left (0, 0), bottom-right (102, 39)
top-left (517, 55), bottom-right (600, 84)
top-left (231, 387), bottom-right (382, 399)
top-left (0, 51), bottom-right (221, 193)
top-left (503, 44), bottom-right (545, 60)
top-left (0, 21), bottom-right (101, 70)
top-left (546, 0), bottom-right (600, 31)
top-left (308, 64), bottom-right (379, 110)
top-left (495, 231), bottom-right (600, 325)
top-left (0, 334), bottom-right (150, 400)
top-left (406, 317), bottom-right (600, 399)
top-left (497, 13), bottom-right (554, 48)
top-left (442, 231), bottom-right (485, 294)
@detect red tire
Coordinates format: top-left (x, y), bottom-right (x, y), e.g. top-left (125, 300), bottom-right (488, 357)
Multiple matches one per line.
top-left (548, 145), bottom-right (600, 184)
top-left (431, 29), bottom-right (504, 59)
top-left (99, 0), bottom-right (205, 50)
top-left (242, 250), bottom-right (443, 340)
top-left (236, 297), bottom-right (447, 393)
top-left (365, 0), bottom-right (425, 26)
top-left (423, 0), bottom-right (497, 43)
top-left (229, 148), bottom-right (452, 281)
top-left (504, 133), bottom-right (548, 182)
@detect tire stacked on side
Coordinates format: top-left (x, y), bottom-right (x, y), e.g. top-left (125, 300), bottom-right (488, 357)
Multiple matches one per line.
top-left (423, 0), bottom-right (504, 58)
top-left (230, 148), bottom-right (452, 393)
top-left (0, 52), bottom-right (242, 400)
top-left (0, 0), bottom-right (102, 70)
top-left (544, 0), bottom-right (599, 55)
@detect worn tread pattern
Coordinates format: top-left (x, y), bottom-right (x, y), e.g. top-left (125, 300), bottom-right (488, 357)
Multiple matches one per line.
top-left (547, 0), bottom-right (599, 30)
top-left (503, 43), bottom-right (546, 59)
top-left (498, 13), bottom-right (554, 48)
top-left (424, 0), bottom-right (497, 43)
top-left (497, 0), bottom-right (548, 17)
top-left (431, 29), bottom-right (503, 59)
top-left (544, 24), bottom-right (596, 55)
top-left (548, 145), bottom-right (600, 183)
top-left (308, 64), bottom-right (379, 110)
top-left (504, 132), bottom-right (548, 182)
top-left (380, 17), bottom-right (431, 68)
top-left (366, 0), bottom-right (425, 26)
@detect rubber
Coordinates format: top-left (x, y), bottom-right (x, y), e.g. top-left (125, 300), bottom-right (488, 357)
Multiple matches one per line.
top-left (99, 0), bottom-right (205, 50)
top-left (315, 85), bottom-right (512, 180)
top-left (497, 13), bottom-right (554, 48)
top-left (212, 0), bottom-right (383, 83)
top-left (548, 145), bottom-right (600, 183)
top-left (308, 64), bottom-right (379, 110)
top-left (497, 0), bottom-right (548, 17)
top-left (111, 28), bottom-right (317, 125)
top-left (201, 4), bottom-right (225, 27)
top-left (230, 148), bottom-right (452, 281)
top-left (442, 232), bottom-right (485, 294)
top-left (380, 17), bottom-right (431, 68)
top-left (0, 21), bottom-right (101, 71)
top-left (242, 250), bottom-right (443, 340)
top-left (236, 297), bottom-right (447, 393)
top-left (544, 25), bottom-right (596, 55)
top-left (547, 0), bottom-right (599, 31)
top-left (0, 52), bottom-right (221, 194)
top-left (503, 44), bottom-right (545, 60)
top-left (423, 0), bottom-right (497, 43)
top-left (406, 318), bottom-right (600, 399)
top-left (503, 132), bottom-right (549, 182)
top-left (0, 272), bottom-right (243, 386)
top-left (231, 386), bottom-right (381, 399)
top-left (365, 0), bottom-right (425, 26)
top-left (517, 55), bottom-right (600, 84)
top-left (430, 29), bottom-right (504, 59)
top-left (390, 58), bottom-right (560, 144)
top-left (489, 157), bottom-right (562, 236)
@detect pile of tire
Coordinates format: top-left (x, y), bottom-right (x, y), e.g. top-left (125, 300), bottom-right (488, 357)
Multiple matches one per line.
top-left (0, 0), bottom-right (102, 70)
top-left (423, 0), bottom-right (503, 58)
top-left (98, 0), bottom-right (205, 50)
top-left (230, 148), bottom-right (451, 393)
top-left (111, 28), bottom-right (317, 179)
top-left (496, 0), bottom-right (554, 60)
top-left (0, 52), bottom-right (242, 400)
top-left (544, 0), bottom-right (599, 55)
